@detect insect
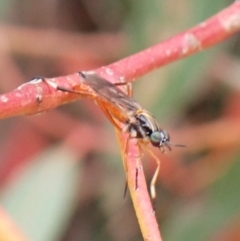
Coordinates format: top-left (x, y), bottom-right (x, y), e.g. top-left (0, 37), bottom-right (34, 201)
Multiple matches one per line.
top-left (42, 71), bottom-right (184, 199)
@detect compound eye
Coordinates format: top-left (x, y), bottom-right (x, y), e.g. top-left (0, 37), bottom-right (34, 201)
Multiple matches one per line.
top-left (150, 130), bottom-right (170, 147)
top-left (150, 131), bottom-right (162, 147)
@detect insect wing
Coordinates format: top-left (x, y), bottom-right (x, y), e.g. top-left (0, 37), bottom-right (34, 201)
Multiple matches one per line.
top-left (81, 73), bottom-right (142, 114)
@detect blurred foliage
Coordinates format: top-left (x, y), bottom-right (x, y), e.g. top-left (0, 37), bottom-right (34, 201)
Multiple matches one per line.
top-left (1, 1), bottom-right (240, 241)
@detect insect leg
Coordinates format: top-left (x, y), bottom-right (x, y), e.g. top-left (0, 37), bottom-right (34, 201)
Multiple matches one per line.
top-left (114, 82), bottom-right (133, 97)
top-left (126, 83), bottom-right (133, 97)
top-left (96, 101), bottom-right (122, 131)
top-left (41, 78), bottom-right (89, 96)
top-left (140, 144), bottom-right (160, 200)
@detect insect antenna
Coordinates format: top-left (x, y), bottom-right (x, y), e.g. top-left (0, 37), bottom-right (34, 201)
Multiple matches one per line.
top-left (167, 142), bottom-right (186, 148)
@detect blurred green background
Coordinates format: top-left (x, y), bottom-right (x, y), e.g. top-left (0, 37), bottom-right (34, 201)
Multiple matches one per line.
top-left (0, 1), bottom-right (240, 241)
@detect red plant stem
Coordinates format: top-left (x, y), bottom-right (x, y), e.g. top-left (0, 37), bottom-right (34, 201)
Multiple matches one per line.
top-left (117, 133), bottom-right (162, 241)
top-left (0, 74), bottom-right (83, 118)
top-left (97, 1), bottom-right (240, 82)
top-left (1, 2), bottom-right (240, 118)
top-left (0, 2), bottom-right (240, 240)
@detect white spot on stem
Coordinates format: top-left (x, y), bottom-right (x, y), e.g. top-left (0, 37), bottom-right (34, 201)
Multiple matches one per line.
top-left (106, 68), bottom-right (114, 76)
top-left (17, 77), bottom-right (43, 90)
top-left (165, 49), bottom-right (171, 56)
top-left (221, 13), bottom-right (240, 32)
top-left (1, 96), bottom-right (8, 103)
top-left (182, 33), bottom-right (201, 55)
top-left (119, 76), bottom-right (126, 82)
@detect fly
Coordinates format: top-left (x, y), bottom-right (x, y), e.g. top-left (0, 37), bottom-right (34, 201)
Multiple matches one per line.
top-left (41, 71), bottom-right (185, 199)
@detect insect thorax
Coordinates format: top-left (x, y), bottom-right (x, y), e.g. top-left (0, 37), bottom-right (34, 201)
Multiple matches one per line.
top-left (126, 113), bottom-right (156, 140)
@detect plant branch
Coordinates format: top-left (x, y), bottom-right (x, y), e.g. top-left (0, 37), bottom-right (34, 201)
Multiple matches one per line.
top-left (1, 2), bottom-right (240, 118)
top-left (96, 1), bottom-right (240, 82)
top-left (117, 133), bottom-right (162, 241)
